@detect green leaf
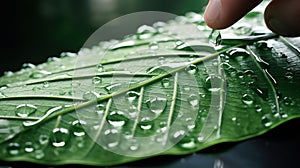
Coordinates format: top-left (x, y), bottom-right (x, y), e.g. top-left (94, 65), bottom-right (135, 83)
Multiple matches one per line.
top-left (0, 6), bottom-right (299, 166)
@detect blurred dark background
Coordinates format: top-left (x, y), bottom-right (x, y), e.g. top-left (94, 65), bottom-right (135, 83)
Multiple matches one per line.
top-left (0, 0), bottom-right (207, 75)
top-left (1, 0), bottom-right (300, 167)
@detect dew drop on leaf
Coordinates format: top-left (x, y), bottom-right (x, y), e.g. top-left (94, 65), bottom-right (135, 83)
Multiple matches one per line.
top-left (261, 114), bottom-right (272, 127)
top-left (60, 52), bottom-right (77, 58)
top-left (149, 41), bottom-right (159, 50)
top-left (107, 111), bottom-right (128, 127)
top-left (241, 94), bottom-right (254, 105)
top-left (187, 94), bottom-right (199, 108)
top-left (171, 130), bottom-right (186, 143)
top-left (138, 117), bottom-right (154, 131)
top-left (161, 78), bottom-right (170, 88)
top-left (185, 64), bottom-right (198, 75)
top-left (255, 105), bottom-right (262, 112)
top-left (15, 104), bottom-right (37, 117)
top-left (43, 81), bottom-right (49, 88)
top-left (97, 64), bottom-right (104, 72)
top-left (146, 97), bottom-right (167, 115)
top-left (125, 91), bottom-right (139, 103)
top-left (254, 41), bottom-right (272, 50)
top-left (232, 23), bottom-right (252, 35)
top-left (29, 70), bottom-right (51, 79)
top-left (92, 77), bottom-right (102, 84)
top-left (205, 75), bottom-right (223, 92)
top-left (22, 63), bottom-right (36, 69)
top-left (101, 129), bottom-right (121, 148)
top-left (136, 25), bottom-right (157, 40)
top-left (82, 91), bottom-right (101, 100)
top-left (35, 150), bottom-right (45, 159)
top-left (282, 97), bottom-right (294, 106)
top-left (51, 127), bottom-right (70, 147)
top-left (39, 135), bottom-right (50, 145)
top-left (96, 104), bottom-right (105, 115)
top-left (72, 120), bottom-right (87, 137)
top-left (7, 142), bottom-right (20, 155)
top-left (105, 83), bottom-right (122, 93)
top-left (24, 141), bottom-right (34, 153)
top-left (179, 137), bottom-right (197, 149)
top-left (227, 48), bottom-right (250, 61)
top-left (0, 91), bottom-right (6, 98)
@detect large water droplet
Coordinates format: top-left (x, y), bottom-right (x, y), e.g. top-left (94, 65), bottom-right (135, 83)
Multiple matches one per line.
top-left (101, 129), bottom-right (121, 148)
top-left (107, 111), bottom-right (128, 127)
top-left (185, 64), bottom-right (198, 75)
top-left (7, 142), bottom-right (20, 155)
top-left (136, 25), bottom-right (157, 40)
top-left (146, 97), bottom-right (167, 114)
top-left (30, 70), bottom-right (51, 79)
top-left (209, 29), bottom-right (222, 46)
top-left (24, 141), bottom-right (34, 153)
top-left (15, 104), bottom-right (37, 117)
top-left (92, 77), bottom-right (102, 84)
top-left (82, 91), bottom-right (101, 100)
top-left (261, 114), bottom-right (272, 127)
top-left (241, 94), bottom-right (254, 105)
top-left (179, 137), bottom-right (197, 149)
top-left (205, 75), bottom-right (223, 92)
top-left (227, 48), bottom-right (250, 61)
top-left (72, 120), bottom-right (87, 137)
top-left (51, 127), bottom-right (70, 147)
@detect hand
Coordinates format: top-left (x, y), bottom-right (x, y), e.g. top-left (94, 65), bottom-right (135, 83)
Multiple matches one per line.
top-left (204, 0), bottom-right (300, 37)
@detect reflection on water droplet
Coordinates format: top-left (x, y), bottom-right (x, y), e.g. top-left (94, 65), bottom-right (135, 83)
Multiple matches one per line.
top-left (242, 94), bottom-right (254, 105)
top-left (227, 48), bottom-right (250, 61)
top-left (209, 29), bottom-right (222, 46)
top-left (43, 81), bottom-right (49, 88)
top-left (107, 111), bottom-right (128, 127)
top-left (255, 105), bottom-right (262, 112)
top-left (232, 117), bottom-right (237, 121)
top-left (171, 130), bottom-right (185, 143)
top-left (7, 142), bottom-right (20, 155)
top-left (82, 91), bottom-right (101, 100)
top-left (179, 137), bottom-right (196, 149)
top-left (101, 129), bottom-right (121, 148)
top-left (105, 83), bottom-right (122, 93)
top-left (30, 70), bottom-right (51, 79)
top-left (51, 127), bottom-right (70, 147)
top-left (39, 135), bottom-right (49, 145)
top-left (15, 104), bottom-right (37, 117)
top-left (125, 91), bottom-right (139, 103)
top-left (35, 150), bottom-right (45, 159)
top-left (185, 64), bottom-right (198, 75)
top-left (22, 63), bottom-right (36, 69)
top-left (24, 141), bottom-right (34, 153)
top-left (92, 77), bottom-right (102, 84)
top-left (136, 25), bottom-right (157, 40)
top-left (110, 40), bottom-right (135, 50)
top-left (261, 114), bottom-right (272, 127)
top-left (282, 97), bottom-right (294, 106)
top-left (205, 75), bottom-right (223, 92)
top-left (188, 94), bottom-right (199, 108)
top-left (161, 78), bottom-right (170, 88)
top-left (138, 117), bottom-right (154, 131)
top-left (97, 64), bottom-right (104, 72)
top-left (72, 120), bottom-right (87, 137)
top-left (147, 97), bottom-right (167, 114)
top-left (149, 41), bottom-right (159, 50)
top-left (96, 104), bottom-right (105, 115)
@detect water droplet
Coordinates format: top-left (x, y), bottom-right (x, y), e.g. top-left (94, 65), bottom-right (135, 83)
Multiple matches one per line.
top-left (205, 75), bottom-right (223, 92)
top-left (29, 70), bottom-right (51, 79)
top-left (232, 117), bottom-right (237, 121)
top-left (0, 91), bottom-right (6, 98)
top-left (96, 104), bottom-right (105, 115)
top-left (242, 94), bottom-right (254, 105)
top-left (285, 72), bottom-right (293, 81)
top-left (188, 94), bottom-right (199, 108)
top-left (282, 97), bottom-right (294, 106)
top-left (105, 83), bottom-right (122, 93)
top-left (35, 150), bottom-right (45, 159)
top-left (47, 57), bottom-right (61, 62)
top-left (261, 114), bottom-right (272, 127)
top-left (255, 105), bottom-right (262, 112)
top-left (209, 29), bottom-right (222, 46)
top-left (136, 25), bottom-right (157, 40)
top-left (227, 48), bottom-right (250, 61)
top-left (125, 91), bottom-right (139, 103)
top-left (39, 135), bottom-right (49, 145)
top-left (161, 78), bottom-right (170, 88)
top-left (82, 91), bottom-right (101, 100)
top-left (22, 63), bottom-right (36, 69)
top-left (138, 117), bottom-right (154, 131)
top-left (149, 41), bottom-right (159, 50)
top-left (101, 129), bottom-right (121, 148)
top-left (185, 64), bottom-right (198, 75)
top-left (24, 141), bottom-right (34, 153)
top-left (15, 104), bottom-right (37, 117)
top-left (43, 81), bottom-right (49, 88)
top-left (232, 23), bottom-right (252, 35)
top-left (128, 139), bottom-right (139, 151)
top-left (7, 142), bottom-right (20, 155)
top-left (185, 12), bottom-right (203, 23)
top-left (97, 64), bottom-right (104, 72)
top-left (60, 52), bottom-right (76, 57)
top-left (92, 77), bottom-right (102, 84)
top-left (110, 40), bottom-right (135, 50)
top-left (72, 120), bottom-right (87, 137)
top-left (179, 137), bottom-right (196, 149)
top-left (171, 130), bottom-right (186, 143)
top-left (146, 97), bottom-right (167, 114)
top-left (107, 111), bottom-right (128, 127)
top-left (255, 41), bottom-right (272, 50)
top-left (51, 127), bottom-right (70, 147)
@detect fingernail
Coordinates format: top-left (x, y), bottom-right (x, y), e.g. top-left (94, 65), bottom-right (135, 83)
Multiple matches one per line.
top-left (205, 0), bottom-right (222, 22)
top-left (268, 18), bottom-right (290, 35)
